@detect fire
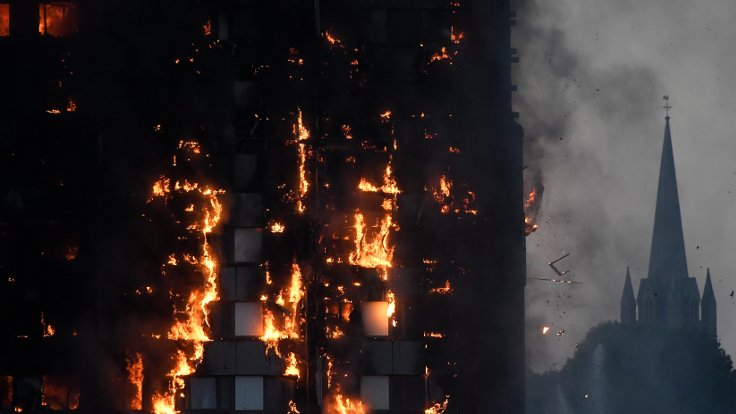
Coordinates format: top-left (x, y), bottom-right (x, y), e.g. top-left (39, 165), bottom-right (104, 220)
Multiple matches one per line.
top-left (324, 30), bottom-right (343, 47)
top-left (429, 280), bottom-right (452, 294)
top-left (126, 352), bottom-right (144, 410)
top-left (348, 211), bottom-right (394, 269)
top-left (379, 110), bottom-right (392, 120)
top-left (325, 393), bottom-right (367, 414)
top-left (38, 3), bottom-right (78, 37)
top-left (66, 98), bottom-right (77, 112)
top-left (177, 140), bottom-right (202, 154)
top-left (293, 110), bottom-right (311, 213)
top-left (260, 263), bottom-right (304, 361)
top-left (341, 124), bottom-right (353, 140)
top-left (268, 221), bottom-right (286, 233)
top-left (357, 164), bottom-right (401, 196)
top-left (203, 18), bottom-right (212, 36)
top-left (424, 332), bottom-right (445, 338)
top-left (430, 47), bottom-right (451, 63)
top-left (542, 326), bottom-right (551, 335)
top-left (524, 187), bottom-right (541, 236)
top-left (450, 26), bottom-right (464, 44)
top-left (149, 141), bottom-right (225, 414)
top-left (284, 352), bottom-right (300, 379)
top-left (429, 175), bottom-right (477, 216)
top-left (424, 397), bottom-right (450, 414)
top-left (288, 401), bottom-right (301, 414)
top-left (41, 312), bottom-right (55, 337)
top-left (0, 4), bottom-right (7, 37)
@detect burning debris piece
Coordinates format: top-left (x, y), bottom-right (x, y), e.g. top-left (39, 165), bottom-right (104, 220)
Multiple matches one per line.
top-left (524, 184), bottom-right (544, 236)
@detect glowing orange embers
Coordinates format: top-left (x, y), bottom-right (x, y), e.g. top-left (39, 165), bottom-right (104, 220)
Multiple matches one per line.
top-left (148, 140), bottom-right (225, 414)
top-left (126, 352), bottom-right (144, 410)
top-left (430, 46), bottom-right (452, 63)
top-left (429, 175), bottom-right (478, 216)
top-left (0, 4), bottom-right (8, 37)
top-left (323, 30), bottom-right (344, 48)
top-left (450, 26), bottom-right (464, 44)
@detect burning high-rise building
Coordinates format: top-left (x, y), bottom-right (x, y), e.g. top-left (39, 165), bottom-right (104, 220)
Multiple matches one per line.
top-left (0, 1), bottom-right (525, 413)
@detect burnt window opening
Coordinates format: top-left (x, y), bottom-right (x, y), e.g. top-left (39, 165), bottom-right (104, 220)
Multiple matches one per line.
top-left (0, 376), bottom-right (12, 410)
top-left (0, 3), bottom-right (8, 37)
top-left (38, 2), bottom-right (77, 37)
top-left (41, 375), bottom-right (80, 410)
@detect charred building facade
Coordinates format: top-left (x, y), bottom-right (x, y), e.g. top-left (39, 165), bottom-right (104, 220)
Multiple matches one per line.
top-left (1, 1), bottom-right (525, 414)
top-left (620, 115), bottom-right (716, 337)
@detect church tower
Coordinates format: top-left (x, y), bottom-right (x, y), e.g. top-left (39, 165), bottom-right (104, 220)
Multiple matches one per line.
top-left (620, 267), bottom-right (636, 324)
top-left (701, 268), bottom-right (717, 337)
top-left (620, 99), bottom-right (713, 333)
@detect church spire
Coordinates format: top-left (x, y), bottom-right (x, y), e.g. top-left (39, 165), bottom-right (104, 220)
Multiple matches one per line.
top-left (701, 268), bottom-right (717, 337)
top-left (647, 97), bottom-right (689, 282)
top-left (620, 267), bottom-right (636, 324)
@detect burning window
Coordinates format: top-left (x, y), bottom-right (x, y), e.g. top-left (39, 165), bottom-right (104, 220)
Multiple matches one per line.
top-left (0, 376), bottom-right (11, 409)
top-left (38, 2), bottom-right (78, 37)
top-left (41, 375), bottom-right (80, 410)
top-left (0, 4), bottom-right (8, 36)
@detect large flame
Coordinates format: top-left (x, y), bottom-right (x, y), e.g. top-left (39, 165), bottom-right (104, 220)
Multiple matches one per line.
top-left (348, 211), bottom-right (394, 269)
top-left (149, 142), bottom-right (225, 414)
top-left (126, 352), bottom-right (144, 410)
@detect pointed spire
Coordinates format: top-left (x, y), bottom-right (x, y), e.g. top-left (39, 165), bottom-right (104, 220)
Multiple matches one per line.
top-left (647, 110), bottom-right (689, 283)
top-left (701, 268), bottom-right (717, 337)
top-left (702, 268), bottom-right (715, 302)
top-left (621, 267), bottom-right (636, 324)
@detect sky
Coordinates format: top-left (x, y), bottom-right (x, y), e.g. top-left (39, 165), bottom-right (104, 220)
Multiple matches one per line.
top-left (513, 0), bottom-right (736, 372)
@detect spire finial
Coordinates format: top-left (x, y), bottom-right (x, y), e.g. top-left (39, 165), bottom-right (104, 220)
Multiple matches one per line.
top-left (662, 95), bottom-right (672, 119)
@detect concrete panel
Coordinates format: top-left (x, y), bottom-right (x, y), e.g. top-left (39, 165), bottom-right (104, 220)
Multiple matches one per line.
top-left (233, 154), bottom-right (258, 191)
top-left (200, 341), bottom-right (236, 375)
top-left (230, 193), bottom-right (262, 227)
top-left (233, 228), bottom-right (263, 263)
top-left (361, 376), bottom-right (390, 410)
top-left (234, 302), bottom-right (263, 337)
top-left (234, 340), bottom-right (269, 375)
top-left (393, 341), bottom-right (423, 374)
top-left (235, 376), bottom-right (263, 410)
top-left (189, 377), bottom-right (216, 409)
top-left (365, 340), bottom-right (393, 374)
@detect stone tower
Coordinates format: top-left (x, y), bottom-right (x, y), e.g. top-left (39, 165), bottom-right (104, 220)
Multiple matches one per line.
top-left (620, 113), bottom-right (715, 336)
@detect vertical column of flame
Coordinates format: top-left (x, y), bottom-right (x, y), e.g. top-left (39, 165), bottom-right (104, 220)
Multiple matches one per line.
top-left (148, 142), bottom-right (225, 414)
top-left (294, 110), bottom-right (310, 214)
top-left (126, 352), bottom-right (144, 410)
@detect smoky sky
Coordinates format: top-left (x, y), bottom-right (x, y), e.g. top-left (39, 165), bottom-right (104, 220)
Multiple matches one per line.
top-left (514, 0), bottom-right (736, 372)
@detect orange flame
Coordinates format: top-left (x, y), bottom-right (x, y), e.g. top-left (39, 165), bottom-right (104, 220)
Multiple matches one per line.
top-left (149, 143), bottom-right (225, 414)
top-left (126, 352), bottom-right (144, 410)
top-left (348, 211), bottom-right (394, 269)
top-left (294, 110), bottom-right (311, 213)
top-left (325, 393), bottom-right (367, 414)
top-left (424, 397), bottom-right (450, 414)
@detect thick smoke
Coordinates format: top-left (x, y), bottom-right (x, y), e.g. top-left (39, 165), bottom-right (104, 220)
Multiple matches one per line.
top-left (513, 0), bottom-right (667, 372)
